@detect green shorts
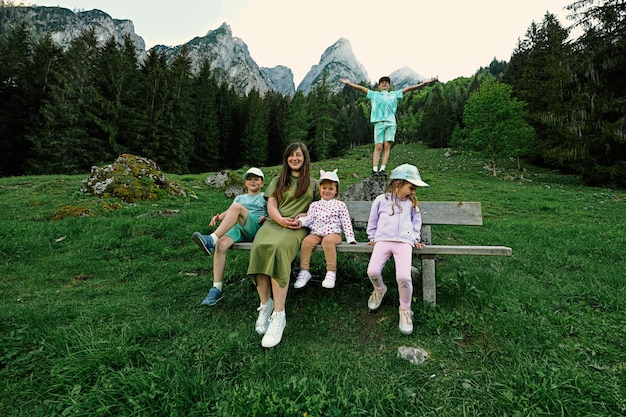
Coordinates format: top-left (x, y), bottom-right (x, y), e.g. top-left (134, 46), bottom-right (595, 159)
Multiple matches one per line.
top-left (374, 121), bottom-right (397, 144)
top-left (224, 214), bottom-right (262, 243)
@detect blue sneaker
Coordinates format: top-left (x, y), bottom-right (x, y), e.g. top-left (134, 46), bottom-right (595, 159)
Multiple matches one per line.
top-left (201, 287), bottom-right (224, 306)
top-left (192, 232), bottom-right (215, 256)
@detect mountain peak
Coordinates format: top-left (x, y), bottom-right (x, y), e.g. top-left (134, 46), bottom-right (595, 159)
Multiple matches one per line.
top-left (297, 38), bottom-right (368, 95)
top-left (207, 22), bottom-right (232, 37)
top-left (388, 66), bottom-right (425, 90)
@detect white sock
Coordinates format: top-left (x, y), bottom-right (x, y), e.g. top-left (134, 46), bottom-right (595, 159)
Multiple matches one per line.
top-left (325, 271), bottom-right (336, 279)
top-left (380, 165), bottom-right (386, 171)
top-left (209, 233), bottom-right (218, 245)
top-left (213, 282), bottom-right (223, 290)
top-left (373, 166), bottom-right (378, 172)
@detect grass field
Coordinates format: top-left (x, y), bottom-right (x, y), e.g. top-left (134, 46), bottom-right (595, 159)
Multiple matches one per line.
top-left (1, 143), bottom-right (624, 416)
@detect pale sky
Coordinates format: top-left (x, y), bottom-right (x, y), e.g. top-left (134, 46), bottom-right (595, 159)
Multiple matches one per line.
top-left (24, 0), bottom-right (575, 85)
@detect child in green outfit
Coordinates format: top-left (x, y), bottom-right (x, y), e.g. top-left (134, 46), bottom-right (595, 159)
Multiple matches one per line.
top-left (192, 167), bottom-right (267, 306)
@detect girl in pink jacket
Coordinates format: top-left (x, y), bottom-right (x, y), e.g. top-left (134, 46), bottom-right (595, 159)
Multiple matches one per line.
top-left (366, 164), bottom-right (429, 335)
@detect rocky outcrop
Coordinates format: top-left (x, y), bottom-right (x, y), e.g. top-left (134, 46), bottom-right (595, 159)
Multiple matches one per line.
top-left (340, 176), bottom-right (387, 201)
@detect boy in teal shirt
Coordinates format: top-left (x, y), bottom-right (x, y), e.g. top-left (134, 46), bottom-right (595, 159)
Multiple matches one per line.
top-left (192, 167), bottom-right (267, 305)
top-left (340, 76), bottom-right (437, 176)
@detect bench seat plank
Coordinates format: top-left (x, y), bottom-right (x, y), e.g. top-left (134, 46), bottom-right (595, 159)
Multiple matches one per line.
top-left (232, 241), bottom-right (511, 256)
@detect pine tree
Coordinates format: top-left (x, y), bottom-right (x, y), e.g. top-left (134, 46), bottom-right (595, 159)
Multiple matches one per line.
top-left (264, 91), bottom-right (290, 166)
top-left (28, 29), bottom-right (104, 174)
top-left (0, 22), bottom-right (32, 175)
top-left (285, 91), bottom-right (309, 145)
top-left (161, 45), bottom-right (195, 173)
top-left (239, 88), bottom-right (268, 167)
top-left (421, 87), bottom-right (455, 148)
top-left (307, 73), bottom-right (338, 161)
top-left (189, 59), bottom-right (220, 173)
top-left (562, 0), bottom-right (626, 184)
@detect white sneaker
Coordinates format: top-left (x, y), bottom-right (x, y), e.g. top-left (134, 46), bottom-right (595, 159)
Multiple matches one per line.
top-left (399, 308), bottom-right (414, 335)
top-left (367, 285), bottom-right (387, 310)
top-left (321, 272), bottom-right (336, 289)
top-left (293, 270), bottom-right (312, 289)
top-left (261, 311), bottom-right (286, 348)
top-left (255, 298), bottom-right (274, 335)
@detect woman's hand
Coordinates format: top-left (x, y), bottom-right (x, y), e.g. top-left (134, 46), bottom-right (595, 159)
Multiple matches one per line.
top-left (280, 217), bottom-right (300, 229)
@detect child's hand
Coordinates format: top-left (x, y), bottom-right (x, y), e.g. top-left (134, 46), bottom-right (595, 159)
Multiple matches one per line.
top-left (414, 242), bottom-right (425, 249)
top-left (367, 240), bottom-right (374, 246)
top-left (209, 214), bottom-right (220, 226)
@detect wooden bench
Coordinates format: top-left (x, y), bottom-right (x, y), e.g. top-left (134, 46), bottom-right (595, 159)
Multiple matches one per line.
top-left (232, 201), bottom-right (512, 305)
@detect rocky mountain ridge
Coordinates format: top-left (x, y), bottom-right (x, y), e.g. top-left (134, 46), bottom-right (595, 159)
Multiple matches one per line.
top-left (2, 5), bottom-right (425, 96)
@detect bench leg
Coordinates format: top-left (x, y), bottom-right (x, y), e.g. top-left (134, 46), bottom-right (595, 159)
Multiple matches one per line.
top-left (421, 255), bottom-right (436, 306)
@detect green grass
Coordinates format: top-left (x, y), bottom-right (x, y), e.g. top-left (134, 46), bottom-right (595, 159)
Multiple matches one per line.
top-left (1, 144), bottom-right (624, 416)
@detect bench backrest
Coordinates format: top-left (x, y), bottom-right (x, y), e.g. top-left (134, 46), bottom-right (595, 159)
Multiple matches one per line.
top-left (344, 201), bottom-right (483, 226)
top-left (345, 201), bottom-right (483, 246)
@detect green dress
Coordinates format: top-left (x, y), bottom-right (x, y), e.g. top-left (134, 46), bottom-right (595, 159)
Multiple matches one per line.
top-left (247, 175), bottom-right (317, 287)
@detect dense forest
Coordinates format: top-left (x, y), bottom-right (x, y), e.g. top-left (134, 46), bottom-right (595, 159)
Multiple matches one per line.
top-left (0, 0), bottom-right (624, 186)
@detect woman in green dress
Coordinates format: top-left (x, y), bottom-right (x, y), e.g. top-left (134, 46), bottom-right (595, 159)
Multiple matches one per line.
top-left (248, 142), bottom-right (317, 348)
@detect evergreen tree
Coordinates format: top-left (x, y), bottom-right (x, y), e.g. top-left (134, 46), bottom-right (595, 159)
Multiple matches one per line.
top-left (215, 83), bottom-right (241, 169)
top-left (0, 22), bottom-right (32, 175)
top-left (189, 59), bottom-right (220, 173)
top-left (29, 29), bottom-right (105, 173)
top-left (113, 35), bottom-right (144, 155)
top-left (307, 73), bottom-right (338, 161)
top-left (22, 34), bottom-right (64, 173)
top-left (285, 90), bottom-right (309, 145)
top-left (561, 0), bottom-right (626, 185)
top-left (160, 45), bottom-right (195, 173)
top-left (89, 36), bottom-right (142, 158)
top-left (503, 13), bottom-right (571, 164)
top-left (137, 49), bottom-right (170, 164)
top-left (421, 87), bottom-right (455, 148)
top-left (264, 91), bottom-right (290, 166)
top-left (239, 88), bottom-right (268, 167)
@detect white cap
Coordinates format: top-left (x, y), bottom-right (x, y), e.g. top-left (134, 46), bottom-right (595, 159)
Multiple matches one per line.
top-left (390, 164), bottom-right (429, 187)
top-left (319, 169), bottom-right (339, 184)
top-left (243, 167), bottom-right (264, 180)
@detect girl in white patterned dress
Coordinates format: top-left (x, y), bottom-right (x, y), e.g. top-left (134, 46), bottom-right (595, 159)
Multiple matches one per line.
top-left (294, 169), bottom-right (357, 289)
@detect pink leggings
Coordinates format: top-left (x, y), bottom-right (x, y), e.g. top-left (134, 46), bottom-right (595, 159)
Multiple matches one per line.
top-left (367, 241), bottom-right (413, 310)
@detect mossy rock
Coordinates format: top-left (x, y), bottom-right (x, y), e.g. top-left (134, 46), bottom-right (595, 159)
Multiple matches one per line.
top-left (81, 154), bottom-right (196, 203)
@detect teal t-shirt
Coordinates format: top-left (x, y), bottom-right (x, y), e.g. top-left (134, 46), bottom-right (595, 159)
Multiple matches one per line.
top-left (366, 90), bottom-right (403, 123)
top-left (233, 193), bottom-right (267, 220)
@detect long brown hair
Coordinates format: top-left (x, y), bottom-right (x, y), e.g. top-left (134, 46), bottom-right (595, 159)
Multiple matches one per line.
top-left (384, 179), bottom-right (418, 215)
top-left (274, 142), bottom-right (311, 204)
